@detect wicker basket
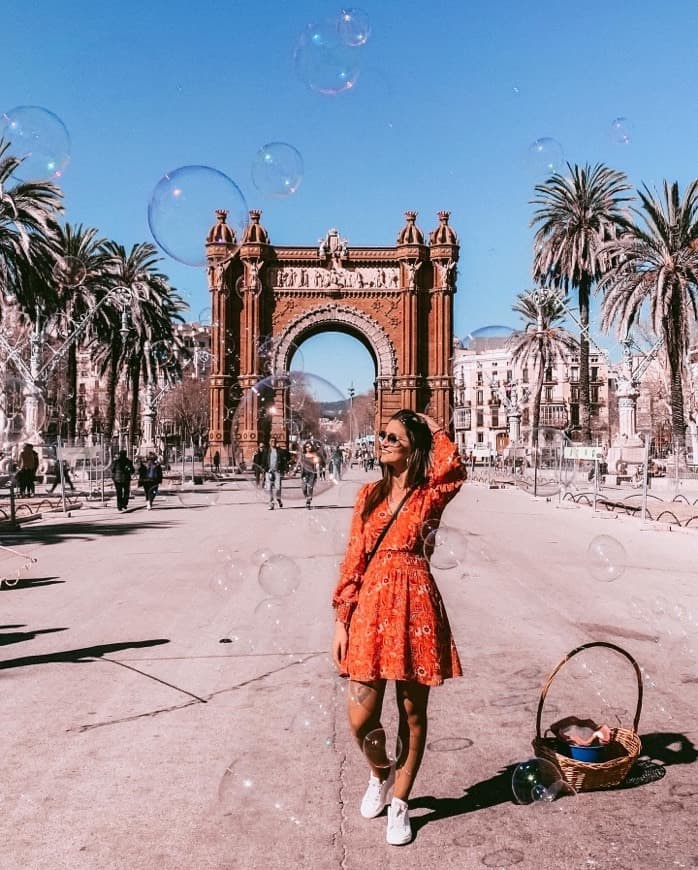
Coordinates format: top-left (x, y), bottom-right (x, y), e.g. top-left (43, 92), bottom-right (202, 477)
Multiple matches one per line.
top-left (531, 641), bottom-right (643, 792)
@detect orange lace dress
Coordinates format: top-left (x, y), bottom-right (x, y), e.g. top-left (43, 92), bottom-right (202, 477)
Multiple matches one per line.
top-left (332, 431), bottom-right (466, 687)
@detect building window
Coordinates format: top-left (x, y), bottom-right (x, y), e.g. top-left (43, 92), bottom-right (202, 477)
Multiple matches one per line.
top-left (476, 431), bottom-right (484, 444)
top-left (491, 410), bottom-right (499, 428)
top-left (571, 386), bottom-right (579, 402)
top-left (591, 366), bottom-right (598, 382)
top-left (590, 386), bottom-right (599, 403)
top-left (545, 367), bottom-right (553, 381)
top-left (477, 371), bottom-right (483, 386)
top-left (476, 390), bottom-right (484, 405)
top-left (455, 408), bottom-right (471, 429)
top-left (476, 411), bottom-right (484, 427)
top-left (506, 370), bottom-right (512, 383)
top-left (544, 386), bottom-right (553, 402)
top-left (522, 367), bottom-right (529, 383)
top-left (571, 366), bottom-right (579, 381)
top-left (522, 408), bottom-right (530, 425)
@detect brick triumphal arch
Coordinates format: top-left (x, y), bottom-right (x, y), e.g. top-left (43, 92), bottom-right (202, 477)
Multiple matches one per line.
top-left (205, 209), bottom-right (459, 462)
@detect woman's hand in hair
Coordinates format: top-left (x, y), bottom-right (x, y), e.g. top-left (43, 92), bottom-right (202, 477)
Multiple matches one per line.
top-left (417, 413), bottom-right (444, 434)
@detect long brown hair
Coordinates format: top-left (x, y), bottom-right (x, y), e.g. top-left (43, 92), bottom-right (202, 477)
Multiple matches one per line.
top-left (361, 409), bottom-right (432, 521)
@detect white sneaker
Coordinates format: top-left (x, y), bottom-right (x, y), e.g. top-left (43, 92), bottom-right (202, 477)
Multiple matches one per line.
top-left (386, 797), bottom-right (412, 845)
top-left (146, 503), bottom-right (152, 510)
top-left (360, 767), bottom-right (394, 819)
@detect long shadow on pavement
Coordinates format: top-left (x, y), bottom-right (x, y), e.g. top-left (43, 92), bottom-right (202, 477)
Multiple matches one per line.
top-left (3, 576), bottom-right (65, 590)
top-left (0, 637), bottom-right (170, 669)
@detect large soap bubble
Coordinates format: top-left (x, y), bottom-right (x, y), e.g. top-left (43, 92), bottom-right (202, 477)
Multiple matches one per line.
top-left (258, 554), bottom-right (301, 597)
top-left (511, 757), bottom-right (576, 804)
top-left (363, 727), bottom-right (402, 769)
top-left (230, 371), bottom-right (351, 502)
top-left (587, 534), bottom-right (627, 582)
top-left (463, 325), bottom-right (515, 349)
top-left (293, 19), bottom-right (361, 96)
top-left (147, 165), bottom-right (247, 267)
top-left (423, 524), bottom-right (468, 571)
top-left (526, 137), bottom-right (565, 177)
top-left (609, 117), bottom-right (633, 146)
top-left (251, 142), bottom-right (304, 198)
top-left (1, 106), bottom-right (71, 181)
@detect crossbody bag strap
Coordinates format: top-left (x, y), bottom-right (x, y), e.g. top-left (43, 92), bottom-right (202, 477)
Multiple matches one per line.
top-left (364, 487), bottom-right (414, 569)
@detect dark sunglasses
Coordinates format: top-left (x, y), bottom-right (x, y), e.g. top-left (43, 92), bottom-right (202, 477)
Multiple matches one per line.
top-left (378, 431), bottom-right (407, 446)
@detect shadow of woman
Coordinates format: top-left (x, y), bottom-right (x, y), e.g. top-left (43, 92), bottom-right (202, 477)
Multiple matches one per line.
top-left (409, 763), bottom-right (518, 835)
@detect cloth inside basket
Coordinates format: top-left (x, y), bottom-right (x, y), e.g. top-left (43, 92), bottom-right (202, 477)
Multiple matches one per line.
top-left (550, 717), bottom-right (612, 746)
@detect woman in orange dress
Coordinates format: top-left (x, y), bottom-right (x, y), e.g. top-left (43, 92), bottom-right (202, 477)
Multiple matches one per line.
top-left (331, 409), bottom-right (466, 845)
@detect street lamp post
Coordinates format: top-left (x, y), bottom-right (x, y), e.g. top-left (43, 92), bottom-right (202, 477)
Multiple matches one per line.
top-left (348, 382), bottom-right (355, 451)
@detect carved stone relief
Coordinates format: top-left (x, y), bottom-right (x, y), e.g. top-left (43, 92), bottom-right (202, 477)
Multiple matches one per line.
top-left (268, 265), bottom-right (399, 290)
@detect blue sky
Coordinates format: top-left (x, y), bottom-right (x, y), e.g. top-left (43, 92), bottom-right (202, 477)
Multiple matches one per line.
top-left (3, 0), bottom-right (698, 393)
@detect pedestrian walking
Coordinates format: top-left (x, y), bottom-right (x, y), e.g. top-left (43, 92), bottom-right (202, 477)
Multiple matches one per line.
top-left (18, 443), bottom-right (39, 496)
top-left (330, 446), bottom-right (343, 481)
top-left (261, 437), bottom-right (290, 510)
top-left (252, 442), bottom-right (265, 488)
top-left (212, 450), bottom-right (221, 473)
top-left (111, 449), bottom-right (135, 512)
top-left (331, 410), bottom-right (466, 846)
top-left (47, 459), bottom-right (75, 493)
top-left (139, 454), bottom-right (163, 510)
top-left (300, 442), bottom-right (320, 509)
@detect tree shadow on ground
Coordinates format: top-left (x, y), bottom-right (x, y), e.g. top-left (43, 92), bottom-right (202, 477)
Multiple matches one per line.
top-left (0, 520), bottom-right (179, 546)
top-left (0, 637), bottom-right (169, 669)
top-left (2, 576), bottom-right (65, 590)
top-left (0, 625), bottom-right (69, 646)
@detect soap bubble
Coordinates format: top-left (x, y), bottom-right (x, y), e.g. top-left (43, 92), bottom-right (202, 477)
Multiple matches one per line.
top-left (258, 554), bottom-right (301, 597)
top-left (423, 524), bottom-right (468, 570)
top-left (150, 340), bottom-right (175, 367)
top-left (177, 483), bottom-right (219, 507)
top-left (512, 757), bottom-right (575, 804)
top-left (230, 371), bottom-right (350, 502)
top-left (463, 325), bottom-right (515, 349)
top-left (587, 534), bottom-right (627, 582)
top-left (251, 142), bottom-right (304, 198)
top-left (609, 117), bottom-right (633, 145)
top-left (250, 547), bottom-right (274, 567)
top-left (51, 256), bottom-right (86, 288)
top-left (1, 105), bottom-right (71, 180)
top-left (363, 727), bottom-right (403, 769)
top-left (338, 8), bottom-right (371, 46)
top-left (210, 559), bottom-right (247, 596)
top-left (294, 19), bottom-right (361, 96)
top-left (254, 596), bottom-right (286, 643)
top-left (197, 307), bottom-right (212, 325)
top-left (148, 165), bottom-right (247, 267)
top-left (526, 137), bottom-right (565, 177)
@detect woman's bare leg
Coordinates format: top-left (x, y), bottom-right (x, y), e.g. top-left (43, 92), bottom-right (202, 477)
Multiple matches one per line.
top-left (347, 679), bottom-right (388, 779)
top-left (393, 680), bottom-right (430, 801)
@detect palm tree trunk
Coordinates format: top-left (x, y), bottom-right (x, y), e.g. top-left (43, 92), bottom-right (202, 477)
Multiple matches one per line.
top-left (532, 340), bottom-right (546, 445)
top-left (104, 352), bottom-right (119, 440)
top-left (668, 349), bottom-right (686, 452)
top-left (578, 275), bottom-right (592, 442)
top-left (129, 357), bottom-right (141, 450)
top-left (66, 341), bottom-right (78, 441)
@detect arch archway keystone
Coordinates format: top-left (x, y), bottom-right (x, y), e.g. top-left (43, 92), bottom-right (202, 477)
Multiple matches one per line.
top-left (205, 210), bottom-right (460, 462)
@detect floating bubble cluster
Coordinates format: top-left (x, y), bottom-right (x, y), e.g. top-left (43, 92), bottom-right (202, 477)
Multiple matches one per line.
top-left (1, 105), bottom-right (71, 181)
top-left (587, 534), bottom-right (627, 582)
top-left (293, 18), bottom-right (362, 96)
top-left (526, 137), bottom-right (565, 177)
top-left (147, 165), bottom-right (247, 267)
top-left (251, 142), bottom-right (304, 198)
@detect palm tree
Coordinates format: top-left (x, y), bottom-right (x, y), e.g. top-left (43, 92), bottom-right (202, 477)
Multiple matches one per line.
top-left (95, 241), bottom-right (187, 444)
top-left (531, 163), bottom-right (632, 441)
top-left (508, 289), bottom-right (578, 443)
top-left (600, 180), bottom-right (698, 450)
top-left (0, 138), bottom-right (63, 318)
top-left (45, 223), bottom-right (112, 438)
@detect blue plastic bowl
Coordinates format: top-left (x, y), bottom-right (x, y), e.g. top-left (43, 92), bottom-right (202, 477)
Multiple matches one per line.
top-left (566, 743), bottom-right (608, 763)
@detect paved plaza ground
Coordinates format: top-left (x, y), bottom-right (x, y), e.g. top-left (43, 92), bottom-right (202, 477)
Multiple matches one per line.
top-left (2, 470), bottom-right (697, 870)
